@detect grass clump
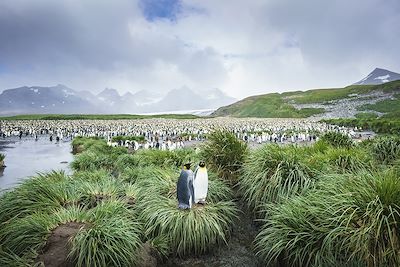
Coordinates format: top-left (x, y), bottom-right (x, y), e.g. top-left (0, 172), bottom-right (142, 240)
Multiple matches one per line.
top-left (130, 148), bottom-right (199, 169)
top-left (255, 170), bottom-right (400, 267)
top-left (139, 196), bottom-right (238, 256)
top-left (239, 144), bottom-right (316, 214)
top-left (71, 144), bottom-right (127, 172)
top-left (319, 131), bottom-right (354, 148)
top-left (71, 201), bottom-right (142, 267)
top-left (0, 171), bottom-right (81, 223)
top-left (77, 175), bottom-right (126, 209)
top-left (71, 136), bottom-right (106, 154)
top-left (0, 170), bottom-right (143, 266)
top-left (370, 135), bottom-right (400, 164)
top-left (320, 146), bottom-right (373, 173)
top-left (71, 151), bottom-right (116, 172)
top-left (133, 160), bottom-right (237, 256)
top-left (200, 130), bottom-right (248, 182)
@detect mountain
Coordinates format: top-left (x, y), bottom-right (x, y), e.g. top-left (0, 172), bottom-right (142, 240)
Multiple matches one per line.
top-left (212, 80), bottom-right (400, 119)
top-left (354, 68), bottom-right (400, 85)
top-left (0, 84), bottom-right (99, 115)
top-left (140, 87), bottom-right (236, 113)
top-left (119, 92), bottom-right (139, 113)
top-left (0, 85), bottom-right (236, 115)
top-left (204, 88), bottom-right (236, 108)
top-left (132, 90), bottom-right (163, 106)
top-left (150, 87), bottom-right (206, 112)
top-left (96, 88), bottom-right (121, 107)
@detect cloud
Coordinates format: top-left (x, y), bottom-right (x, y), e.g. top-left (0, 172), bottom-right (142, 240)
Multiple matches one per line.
top-left (0, 0), bottom-right (399, 99)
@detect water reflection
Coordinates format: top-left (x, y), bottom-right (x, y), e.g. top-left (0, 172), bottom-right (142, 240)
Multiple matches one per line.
top-left (0, 137), bottom-right (73, 191)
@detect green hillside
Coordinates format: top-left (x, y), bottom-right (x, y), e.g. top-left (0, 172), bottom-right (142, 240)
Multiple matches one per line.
top-left (212, 93), bottom-right (324, 118)
top-left (212, 80), bottom-right (400, 118)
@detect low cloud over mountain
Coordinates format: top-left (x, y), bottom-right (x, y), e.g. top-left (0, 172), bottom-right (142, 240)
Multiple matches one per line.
top-left (0, 85), bottom-right (236, 115)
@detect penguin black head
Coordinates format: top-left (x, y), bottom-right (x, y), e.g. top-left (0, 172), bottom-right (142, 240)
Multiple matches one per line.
top-left (199, 161), bottom-right (206, 167)
top-left (184, 163), bottom-right (191, 170)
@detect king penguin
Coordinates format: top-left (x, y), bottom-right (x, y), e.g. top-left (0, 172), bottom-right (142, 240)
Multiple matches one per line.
top-left (177, 162), bottom-right (194, 209)
top-left (193, 160), bottom-right (208, 204)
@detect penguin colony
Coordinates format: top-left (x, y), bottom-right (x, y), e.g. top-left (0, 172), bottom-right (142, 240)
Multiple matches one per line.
top-left (0, 118), bottom-right (361, 150)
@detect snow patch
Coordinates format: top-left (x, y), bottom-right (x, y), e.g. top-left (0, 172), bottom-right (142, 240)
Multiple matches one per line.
top-left (374, 74), bottom-right (390, 83)
top-left (41, 105), bottom-right (45, 108)
top-left (63, 89), bottom-right (75, 97)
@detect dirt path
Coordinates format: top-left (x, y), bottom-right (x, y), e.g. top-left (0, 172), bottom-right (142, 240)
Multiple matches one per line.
top-left (160, 202), bottom-right (263, 267)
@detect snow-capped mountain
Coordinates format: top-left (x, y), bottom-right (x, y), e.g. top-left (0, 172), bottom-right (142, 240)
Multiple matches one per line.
top-left (353, 68), bottom-right (400, 85)
top-left (0, 85), bottom-right (236, 115)
top-left (0, 84), bottom-right (99, 115)
top-left (96, 88), bottom-right (121, 107)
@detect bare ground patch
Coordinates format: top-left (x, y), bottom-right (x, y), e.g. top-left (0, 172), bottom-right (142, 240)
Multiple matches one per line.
top-left (36, 222), bottom-right (86, 267)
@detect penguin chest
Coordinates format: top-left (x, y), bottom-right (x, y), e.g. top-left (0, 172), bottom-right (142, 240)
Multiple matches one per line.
top-left (194, 168), bottom-right (208, 201)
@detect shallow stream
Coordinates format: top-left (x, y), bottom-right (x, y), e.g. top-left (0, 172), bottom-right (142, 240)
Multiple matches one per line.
top-left (0, 137), bottom-right (73, 191)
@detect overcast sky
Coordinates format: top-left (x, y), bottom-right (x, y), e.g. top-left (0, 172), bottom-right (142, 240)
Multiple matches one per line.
top-left (0, 0), bottom-right (399, 99)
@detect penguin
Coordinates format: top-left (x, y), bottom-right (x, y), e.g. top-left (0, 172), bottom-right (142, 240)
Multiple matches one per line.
top-left (177, 162), bottom-right (194, 209)
top-left (193, 160), bottom-right (208, 204)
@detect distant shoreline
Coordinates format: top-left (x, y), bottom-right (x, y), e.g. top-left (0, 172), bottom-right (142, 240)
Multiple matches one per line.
top-left (0, 114), bottom-right (200, 120)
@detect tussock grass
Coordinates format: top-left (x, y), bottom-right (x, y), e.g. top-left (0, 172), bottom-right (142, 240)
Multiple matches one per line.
top-left (255, 170), bottom-right (400, 267)
top-left (0, 171), bottom-right (80, 222)
top-left (71, 151), bottom-right (119, 171)
top-left (1, 195), bottom-right (142, 267)
top-left (201, 130), bottom-right (248, 182)
top-left (239, 144), bottom-right (316, 214)
top-left (131, 148), bottom-right (199, 169)
top-left (115, 154), bottom-right (140, 172)
top-left (134, 166), bottom-right (233, 203)
top-left (77, 175), bottom-right (125, 209)
top-left (73, 169), bottom-right (113, 181)
top-left (0, 206), bottom-right (89, 261)
top-left (321, 147), bottom-right (373, 173)
top-left (118, 165), bottom-right (167, 184)
top-left (319, 131), bottom-right (354, 148)
top-left (371, 135), bottom-right (400, 164)
top-left (130, 159), bottom-right (237, 256)
top-left (2, 140), bottom-right (241, 264)
top-left (71, 201), bottom-right (142, 267)
top-left (71, 137), bottom-right (110, 154)
top-left (138, 196), bottom-right (238, 256)
top-left (0, 248), bottom-right (33, 267)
